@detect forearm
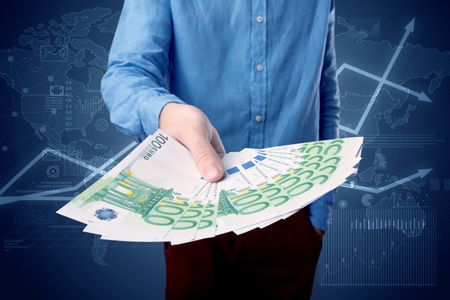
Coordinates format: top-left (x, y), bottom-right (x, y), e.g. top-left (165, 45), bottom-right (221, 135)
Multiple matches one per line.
top-left (101, 0), bottom-right (183, 141)
top-left (102, 66), bottom-right (184, 141)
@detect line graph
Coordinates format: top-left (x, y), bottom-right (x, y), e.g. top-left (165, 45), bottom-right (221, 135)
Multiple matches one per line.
top-left (337, 63), bottom-right (432, 103)
top-left (340, 168), bottom-right (432, 194)
top-left (0, 142), bottom-right (136, 205)
top-left (337, 18), bottom-right (432, 135)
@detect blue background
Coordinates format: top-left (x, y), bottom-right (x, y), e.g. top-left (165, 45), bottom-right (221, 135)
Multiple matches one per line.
top-left (0, 0), bottom-right (449, 299)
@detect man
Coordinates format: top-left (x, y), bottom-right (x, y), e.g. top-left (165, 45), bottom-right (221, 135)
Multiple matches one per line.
top-left (102, 0), bottom-right (339, 299)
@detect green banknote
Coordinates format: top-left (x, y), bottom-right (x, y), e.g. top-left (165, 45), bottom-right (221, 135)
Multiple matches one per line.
top-left (58, 130), bottom-right (363, 243)
top-left (215, 137), bottom-right (363, 234)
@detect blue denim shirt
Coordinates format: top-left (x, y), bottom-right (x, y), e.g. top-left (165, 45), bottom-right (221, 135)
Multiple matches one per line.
top-left (101, 0), bottom-right (340, 232)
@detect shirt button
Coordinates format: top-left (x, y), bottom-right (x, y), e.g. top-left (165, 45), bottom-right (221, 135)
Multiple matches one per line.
top-left (255, 115), bottom-right (263, 122)
top-left (256, 64), bottom-right (264, 72)
top-left (255, 15), bottom-right (264, 23)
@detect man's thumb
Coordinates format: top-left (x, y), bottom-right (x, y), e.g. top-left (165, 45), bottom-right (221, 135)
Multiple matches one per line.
top-left (187, 138), bottom-right (224, 182)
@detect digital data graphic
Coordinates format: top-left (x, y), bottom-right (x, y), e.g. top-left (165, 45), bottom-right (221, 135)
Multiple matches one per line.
top-left (0, 3), bottom-right (449, 299)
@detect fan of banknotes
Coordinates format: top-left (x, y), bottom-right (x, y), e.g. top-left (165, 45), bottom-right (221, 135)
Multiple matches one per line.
top-left (57, 130), bottom-right (363, 244)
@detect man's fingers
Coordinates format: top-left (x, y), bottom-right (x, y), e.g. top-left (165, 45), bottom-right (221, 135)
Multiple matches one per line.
top-left (159, 103), bottom-right (225, 182)
top-left (211, 128), bottom-right (226, 158)
top-left (185, 138), bottom-right (224, 182)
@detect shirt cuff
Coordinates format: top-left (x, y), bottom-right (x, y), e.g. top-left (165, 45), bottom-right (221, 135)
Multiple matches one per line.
top-left (138, 94), bottom-right (185, 138)
top-left (308, 189), bottom-right (336, 232)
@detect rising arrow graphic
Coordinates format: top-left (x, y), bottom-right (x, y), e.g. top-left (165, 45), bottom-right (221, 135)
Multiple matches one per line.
top-left (354, 18), bottom-right (416, 134)
top-left (338, 18), bottom-right (432, 135)
top-left (340, 168), bottom-right (432, 194)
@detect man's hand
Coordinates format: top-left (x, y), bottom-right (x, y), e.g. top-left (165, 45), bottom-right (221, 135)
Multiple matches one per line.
top-left (159, 103), bottom-right (225, 182)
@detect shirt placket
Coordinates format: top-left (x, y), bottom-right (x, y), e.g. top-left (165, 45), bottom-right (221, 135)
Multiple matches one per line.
top-left (249, 0), bottom-right (267, 148)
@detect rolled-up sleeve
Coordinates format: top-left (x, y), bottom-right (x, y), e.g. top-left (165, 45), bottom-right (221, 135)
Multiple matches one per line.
top-left (309, 0), bottom-right (340, 232)
top-left (101, 0), bottom-right (184, 142)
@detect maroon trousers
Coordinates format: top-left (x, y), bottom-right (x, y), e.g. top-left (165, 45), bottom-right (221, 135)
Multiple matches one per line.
top-left (164, 208), bottom-right (323, 300)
